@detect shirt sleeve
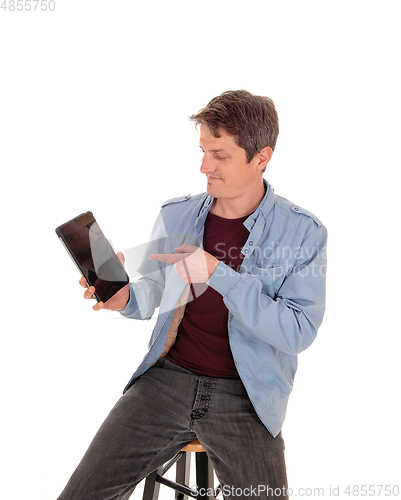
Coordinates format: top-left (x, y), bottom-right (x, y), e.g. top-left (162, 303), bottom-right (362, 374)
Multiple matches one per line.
top-left (119, 211), bottom-right (168, 320)
top-left (207, 224), bottom-right (328, 355)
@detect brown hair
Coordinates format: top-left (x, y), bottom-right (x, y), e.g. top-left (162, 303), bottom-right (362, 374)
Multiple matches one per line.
top-left (189, 90), bottom-right (279, 164)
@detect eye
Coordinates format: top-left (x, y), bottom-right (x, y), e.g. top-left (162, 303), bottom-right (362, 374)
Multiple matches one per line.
top-left (214, 154), bottom-right (226, 160)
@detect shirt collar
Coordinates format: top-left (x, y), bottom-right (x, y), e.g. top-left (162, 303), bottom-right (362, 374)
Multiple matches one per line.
top-left (243, 180), bottom-right (275, 231)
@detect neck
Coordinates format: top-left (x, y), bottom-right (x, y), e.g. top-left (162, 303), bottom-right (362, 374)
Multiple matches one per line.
top-left (210, 181), bottom-right (266, 219)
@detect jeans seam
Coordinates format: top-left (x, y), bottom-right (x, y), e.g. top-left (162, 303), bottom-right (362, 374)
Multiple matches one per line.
top-left (135, 431), bottom-right (192, 485)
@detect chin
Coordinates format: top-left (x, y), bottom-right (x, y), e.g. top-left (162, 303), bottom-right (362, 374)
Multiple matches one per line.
top-left (206, 183), bottom-right (219, 197)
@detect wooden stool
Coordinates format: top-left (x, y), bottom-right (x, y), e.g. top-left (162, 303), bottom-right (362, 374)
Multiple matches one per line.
top-left (141, 439), bottom-right (218, 500)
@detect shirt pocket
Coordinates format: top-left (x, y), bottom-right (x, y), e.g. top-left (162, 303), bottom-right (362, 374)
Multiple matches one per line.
top-left (250, 265), bottom-right (284, 297)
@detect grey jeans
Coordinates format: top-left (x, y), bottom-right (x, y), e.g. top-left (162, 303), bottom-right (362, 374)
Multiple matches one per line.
top-left (57, 358), bottom-right (288, 499)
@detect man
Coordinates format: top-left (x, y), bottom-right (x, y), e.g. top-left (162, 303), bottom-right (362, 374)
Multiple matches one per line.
top-left (57, 90), bottom-right (327, 499)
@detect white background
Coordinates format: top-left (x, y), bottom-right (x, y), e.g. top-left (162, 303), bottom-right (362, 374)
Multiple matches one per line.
top-left (1, 1), bottom-right (400, 498)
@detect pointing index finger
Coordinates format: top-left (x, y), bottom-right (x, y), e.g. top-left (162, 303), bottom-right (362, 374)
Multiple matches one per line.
top-left (148, 253), bottom-right (176, 263)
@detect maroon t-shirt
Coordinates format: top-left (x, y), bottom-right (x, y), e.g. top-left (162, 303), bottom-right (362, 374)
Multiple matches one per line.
top-left (167, 211), bottom-right (249, 378)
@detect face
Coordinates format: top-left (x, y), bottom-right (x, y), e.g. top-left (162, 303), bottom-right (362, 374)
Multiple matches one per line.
top-left (199, 125), bottom-right (267, 201)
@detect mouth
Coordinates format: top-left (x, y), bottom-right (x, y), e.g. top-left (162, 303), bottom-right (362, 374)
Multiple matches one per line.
top-left (207, 175), bottom-right (223, 182)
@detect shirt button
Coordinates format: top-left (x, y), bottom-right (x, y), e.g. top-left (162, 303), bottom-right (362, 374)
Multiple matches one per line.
top-left (244, 249), bottom-right (249, 254)
top-left (249, 241), bottom-right (253, 246)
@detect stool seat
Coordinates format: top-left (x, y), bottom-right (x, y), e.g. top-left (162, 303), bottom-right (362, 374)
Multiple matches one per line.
top-left (181, 439), bottom-right (206, 453)
top-left (141, 438), bottom-right (218, 499)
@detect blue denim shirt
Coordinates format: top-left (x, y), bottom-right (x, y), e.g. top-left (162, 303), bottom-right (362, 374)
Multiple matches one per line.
top-left (120, 182), bottom-right (327, 437)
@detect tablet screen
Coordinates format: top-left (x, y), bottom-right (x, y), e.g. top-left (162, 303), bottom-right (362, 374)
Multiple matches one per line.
top-left (56, 212), bottom-right (129, 303)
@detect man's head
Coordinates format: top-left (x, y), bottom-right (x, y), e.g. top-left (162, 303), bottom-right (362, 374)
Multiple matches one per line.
top-left (189, 90), bottom-right (279, 166)
top-left (189, 90), bottom-right (278, 208)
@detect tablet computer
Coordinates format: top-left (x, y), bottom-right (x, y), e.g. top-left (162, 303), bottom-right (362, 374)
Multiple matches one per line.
top-left (55, 211), bottom-right (129, 303)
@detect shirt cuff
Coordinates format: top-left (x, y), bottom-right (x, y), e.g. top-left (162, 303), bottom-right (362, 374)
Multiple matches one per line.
top-left (119, 283), bottom-right (139, 317)
top-left (207, 261), bottom-right (242, 297)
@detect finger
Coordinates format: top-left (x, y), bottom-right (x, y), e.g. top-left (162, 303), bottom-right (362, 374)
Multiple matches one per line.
top-left (79, 276), bottom-right (88, 288)
top-left (148, 253), bottom-right (176, 263)
top-left (93, 301), bottom-right (104, 311)
top-left (174, 244), bottom-right (198, 253)
top-left (83, 286), bottom-right (96, 300)
top-left (116, 251), bottom-right (125, 266)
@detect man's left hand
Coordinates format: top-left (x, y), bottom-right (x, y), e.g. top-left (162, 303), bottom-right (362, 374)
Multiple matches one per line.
top-left (149, 244), bottom-right (219, 284)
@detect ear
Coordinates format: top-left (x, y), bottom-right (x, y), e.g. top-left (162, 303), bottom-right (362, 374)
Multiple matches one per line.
top-left (256, 146), bottom-right (273, 172)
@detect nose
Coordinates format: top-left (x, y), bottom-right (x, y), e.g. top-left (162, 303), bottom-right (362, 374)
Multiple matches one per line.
top-left (200, 153), bottom-right (215, 174)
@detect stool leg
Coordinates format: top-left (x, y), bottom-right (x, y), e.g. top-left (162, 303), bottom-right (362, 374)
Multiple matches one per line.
top-left (195, 452), bottom-right (214, 498)
top-left (175, 452), bottom-right (191, 500)
top-left (142, 466), bottom-right (162, 500)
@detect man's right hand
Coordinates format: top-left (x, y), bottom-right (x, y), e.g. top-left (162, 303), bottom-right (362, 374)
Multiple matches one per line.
top-left (79, 251), bottom-right (130, 312)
